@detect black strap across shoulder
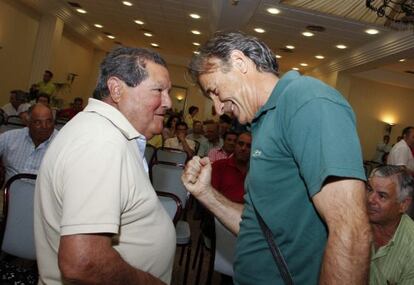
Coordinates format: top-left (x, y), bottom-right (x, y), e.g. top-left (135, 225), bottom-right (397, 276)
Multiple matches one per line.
top-left (253, 205), bottom-right (294, 285)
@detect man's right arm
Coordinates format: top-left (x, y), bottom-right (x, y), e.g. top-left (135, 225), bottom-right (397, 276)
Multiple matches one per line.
top-left (59, 234), bottom-right (165, 285)
top-left (182, 156), bottom-right (243, 234)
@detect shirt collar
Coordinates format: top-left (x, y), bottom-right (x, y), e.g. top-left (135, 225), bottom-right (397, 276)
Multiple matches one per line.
top-left (253, 70), bottom-right (301, 122)
top-left (83, 98), bottom-right (144, 140)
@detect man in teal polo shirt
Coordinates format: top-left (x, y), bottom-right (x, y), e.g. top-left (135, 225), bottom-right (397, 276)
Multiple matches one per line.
top-left (182, 32), bottom-right (371, 284)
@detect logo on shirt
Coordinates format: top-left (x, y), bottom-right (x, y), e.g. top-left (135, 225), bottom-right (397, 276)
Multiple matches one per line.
top-left (252, 149), bottom-right (262, 157)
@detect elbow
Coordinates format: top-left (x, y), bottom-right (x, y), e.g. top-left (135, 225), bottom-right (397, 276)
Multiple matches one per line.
top-left (58, 249), bottom-right (95, 282)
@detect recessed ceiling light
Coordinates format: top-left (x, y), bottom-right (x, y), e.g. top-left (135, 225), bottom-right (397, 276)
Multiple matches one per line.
top-left (292, 67), bottom-right (299, 71)
top-left (254, 28), bottom-right (265, 33)
top-left (94, 24), bottom-right (103, 28)
top-left (336, 44), bottom-right (347, 49)
top-left (191, 30), bottom-right (201, 35)
top-left (122, 1), bottom-right (133, 6)
top-left (267, 7), bottom-right (280, 14)
top-left (144, 32), bottom-right (153, 37)
top-left (300, 63), bottom-right (308, 67)
top-left (151, 43), bottom-right (159, 47)
top-left (107, 35), bottom-right (115, 39)
top-left (315, 55), bottom-right (325, 59)
top-left (286, 45), bottom-right (295, 50)
top-left (134, 20), bottom-right (144, 25)
top-left (302, 31), bottom-right (314, 37)
top-left (189, 13), bottom-right (201, 19)
top-left (276, 55), bottom-right (282, 59)
top-left (399, 58), bottom-right (406, 62)
top-left (76, 8), bottom-right (87, 14)
top-left (193, 42), bottom-right (200, 46)
top-left (365, 28), bottom-right (379, 35)
top-left (194, 51), bottom-right (200, 55)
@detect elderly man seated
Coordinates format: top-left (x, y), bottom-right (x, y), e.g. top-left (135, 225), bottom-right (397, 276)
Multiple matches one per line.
top-left (0, 103), bottom-right (57, 182)
top-left (367, 165), bottom-right (414, 285)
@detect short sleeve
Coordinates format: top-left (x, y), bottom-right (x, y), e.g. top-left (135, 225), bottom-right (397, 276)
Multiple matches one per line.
top-left (286, 98), bottom-right (365, 197)
top-left (60, 140), bottom-right (125, 235)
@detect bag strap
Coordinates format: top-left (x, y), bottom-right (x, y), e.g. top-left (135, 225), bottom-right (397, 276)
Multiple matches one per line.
top-left (253, 205), bottom-right (294, 285)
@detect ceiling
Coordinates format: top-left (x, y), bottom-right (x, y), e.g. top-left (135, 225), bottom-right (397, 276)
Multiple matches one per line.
top-left (19, 0), bottom-right (414, 86)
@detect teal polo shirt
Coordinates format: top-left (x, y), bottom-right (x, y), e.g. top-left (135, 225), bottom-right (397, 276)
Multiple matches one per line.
top-left (234, 71), bottom-right (366, 285)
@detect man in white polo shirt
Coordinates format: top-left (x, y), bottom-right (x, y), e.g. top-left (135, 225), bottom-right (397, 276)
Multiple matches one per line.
top-left (388, 126), bottom-right (414, 172)
top-left (34, 47), bottom-right (176, 285)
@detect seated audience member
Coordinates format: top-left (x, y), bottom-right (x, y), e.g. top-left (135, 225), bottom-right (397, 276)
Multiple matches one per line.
top-left (388, 127), bottom-right (414, 172)
top-left (37, 70), bottom-right (56, 96)
top-left (198, 122), bottom-right (222, 157)
top-left (184, 105), bottom-right (199, 130)
top-left (186, 120), bottom-right (208, 153)
top-left (208, 131), bottom-right (238, 163)
top-left (367, 165), bottom-right (414, 285)
top-left (162, 115), bottom-right (180, 141)
top-left (164, 122), bottom-right (195, 158)
top-left (57, 97), bottom-right (84, 120)
top-left (0, 103), bottom-right (57, 181)
top-left (211, 132), bottom-right (252, 203)
top-left (373, 135), bottom-right (392, 164)
top-left (148, 134), bottom-right (163, 148)
top-left (36, 93), bottom-right (51, 106)
top-left (218, 114), bottom-right (232, 137)
top-left (1, 90), bottom-right (30, 118)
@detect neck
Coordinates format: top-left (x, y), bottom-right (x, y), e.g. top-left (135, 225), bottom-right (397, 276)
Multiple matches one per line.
top-left (371, 216), bottom-right (402, 249)
top-left (254, 72), bottom-right (279, 109)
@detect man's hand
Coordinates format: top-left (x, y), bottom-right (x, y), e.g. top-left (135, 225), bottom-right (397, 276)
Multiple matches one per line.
top-left (177, 132), bottom-right (186, 142)
top-left (182, 156), bottom-right (213, 198)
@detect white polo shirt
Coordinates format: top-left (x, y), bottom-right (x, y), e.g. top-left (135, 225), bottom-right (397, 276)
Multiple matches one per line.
top-left (388, 139), bottom-right (414, 171)
top-left (34, 98), bottom-right (176, 284)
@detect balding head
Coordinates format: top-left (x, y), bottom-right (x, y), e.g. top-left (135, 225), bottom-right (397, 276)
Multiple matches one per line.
top-left (28, 104), bottom-right (55, 147)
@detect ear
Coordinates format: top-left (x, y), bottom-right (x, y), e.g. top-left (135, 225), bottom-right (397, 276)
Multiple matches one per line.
top-left (107, 77), bottom-right (124, 103)
top-left (229, 50), bottom-right (248, 74)
top-left (400, 196), bottom-right (412, 213)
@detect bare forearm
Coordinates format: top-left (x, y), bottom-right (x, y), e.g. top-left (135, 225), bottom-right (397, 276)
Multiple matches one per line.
top-left (197, 186), bottom-right (243, 234)
top-left (319, 219), bottom-right (371, 284)
top-left (59, 236), bottom-right (165, 285)
top-left (180, 139), bottom-right (194, 157)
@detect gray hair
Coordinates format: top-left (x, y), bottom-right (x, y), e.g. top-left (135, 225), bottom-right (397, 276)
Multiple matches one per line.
top-left (188, 31), bottom-right (279, 83)
top-left (93, 47), bottom-right (167, 100)
top-left (370, 165), bottom-right (414, 202)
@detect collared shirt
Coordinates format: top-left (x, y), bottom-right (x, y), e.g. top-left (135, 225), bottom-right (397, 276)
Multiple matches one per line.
top-left (211, 156), bottom-right (246, 203)
top-left (370, 214), bottom-right (414, 285)
top-left (34, 98), bottom-right (175, 285)
top-left (0, 127), bottom-right (58, 181)
top-left (235, 71), bottom-right (365, 285)
top-left (37, 81), bottom-right (56, 95)
top-left (388, 140), bottom-right (414, 171)
top-left (208, 146), bottom-right (233, 163)
top-left (1, 103), bottom-right (31, 117)
top-left (197, 138), bottom-right (223, 157)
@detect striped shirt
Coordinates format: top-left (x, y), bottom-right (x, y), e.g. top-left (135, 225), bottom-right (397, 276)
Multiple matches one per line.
top-left (0, 127), bottom-right (58, 181)
top-left (370, 214), bottom-right (414, 285)
top-left (208, 146), bottom-right (233, 163)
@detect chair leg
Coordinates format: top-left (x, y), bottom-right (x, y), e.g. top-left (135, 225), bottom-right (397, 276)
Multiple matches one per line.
top-left (192, 234), bottom-right (202, 269)
top-left (183, 243), bottom-right (192, 285)
top-left (179, 244), bottom-right (185, 265)
top-left (194, 243), bottom-right (204, 285)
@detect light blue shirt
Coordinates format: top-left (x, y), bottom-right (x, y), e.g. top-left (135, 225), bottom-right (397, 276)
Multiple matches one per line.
top-left (0, 127), bottom-right (58, 181)
top-left (136, 136), bottom-right (148, 173)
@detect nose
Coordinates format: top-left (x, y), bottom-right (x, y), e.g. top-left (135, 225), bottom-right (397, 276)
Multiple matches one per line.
top-left (211, 96), bottom-right (224, 115)
top-left (163, 90), bottom-right (172, 110)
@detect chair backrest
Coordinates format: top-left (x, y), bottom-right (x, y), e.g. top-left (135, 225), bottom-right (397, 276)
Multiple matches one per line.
top-left (155, 147), bottom-right (187, 166)
top-left (151, 161), bottom-right (188, 208)
top-left (157, 191), bottom-right (182, 225)
top-left (144, 144), bottom-right (156, 167)
top-left (1, 173), bottom-right (37, 260)
top-left (214, 217), bottom-right (236, 277)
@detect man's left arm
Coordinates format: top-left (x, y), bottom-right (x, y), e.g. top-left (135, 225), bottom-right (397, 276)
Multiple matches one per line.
top-left (312, 178), bottom-right (371, 285)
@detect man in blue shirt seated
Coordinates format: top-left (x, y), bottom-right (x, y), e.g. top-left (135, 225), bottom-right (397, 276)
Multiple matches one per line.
top-left (0, 103), bottom-right (57, 183)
